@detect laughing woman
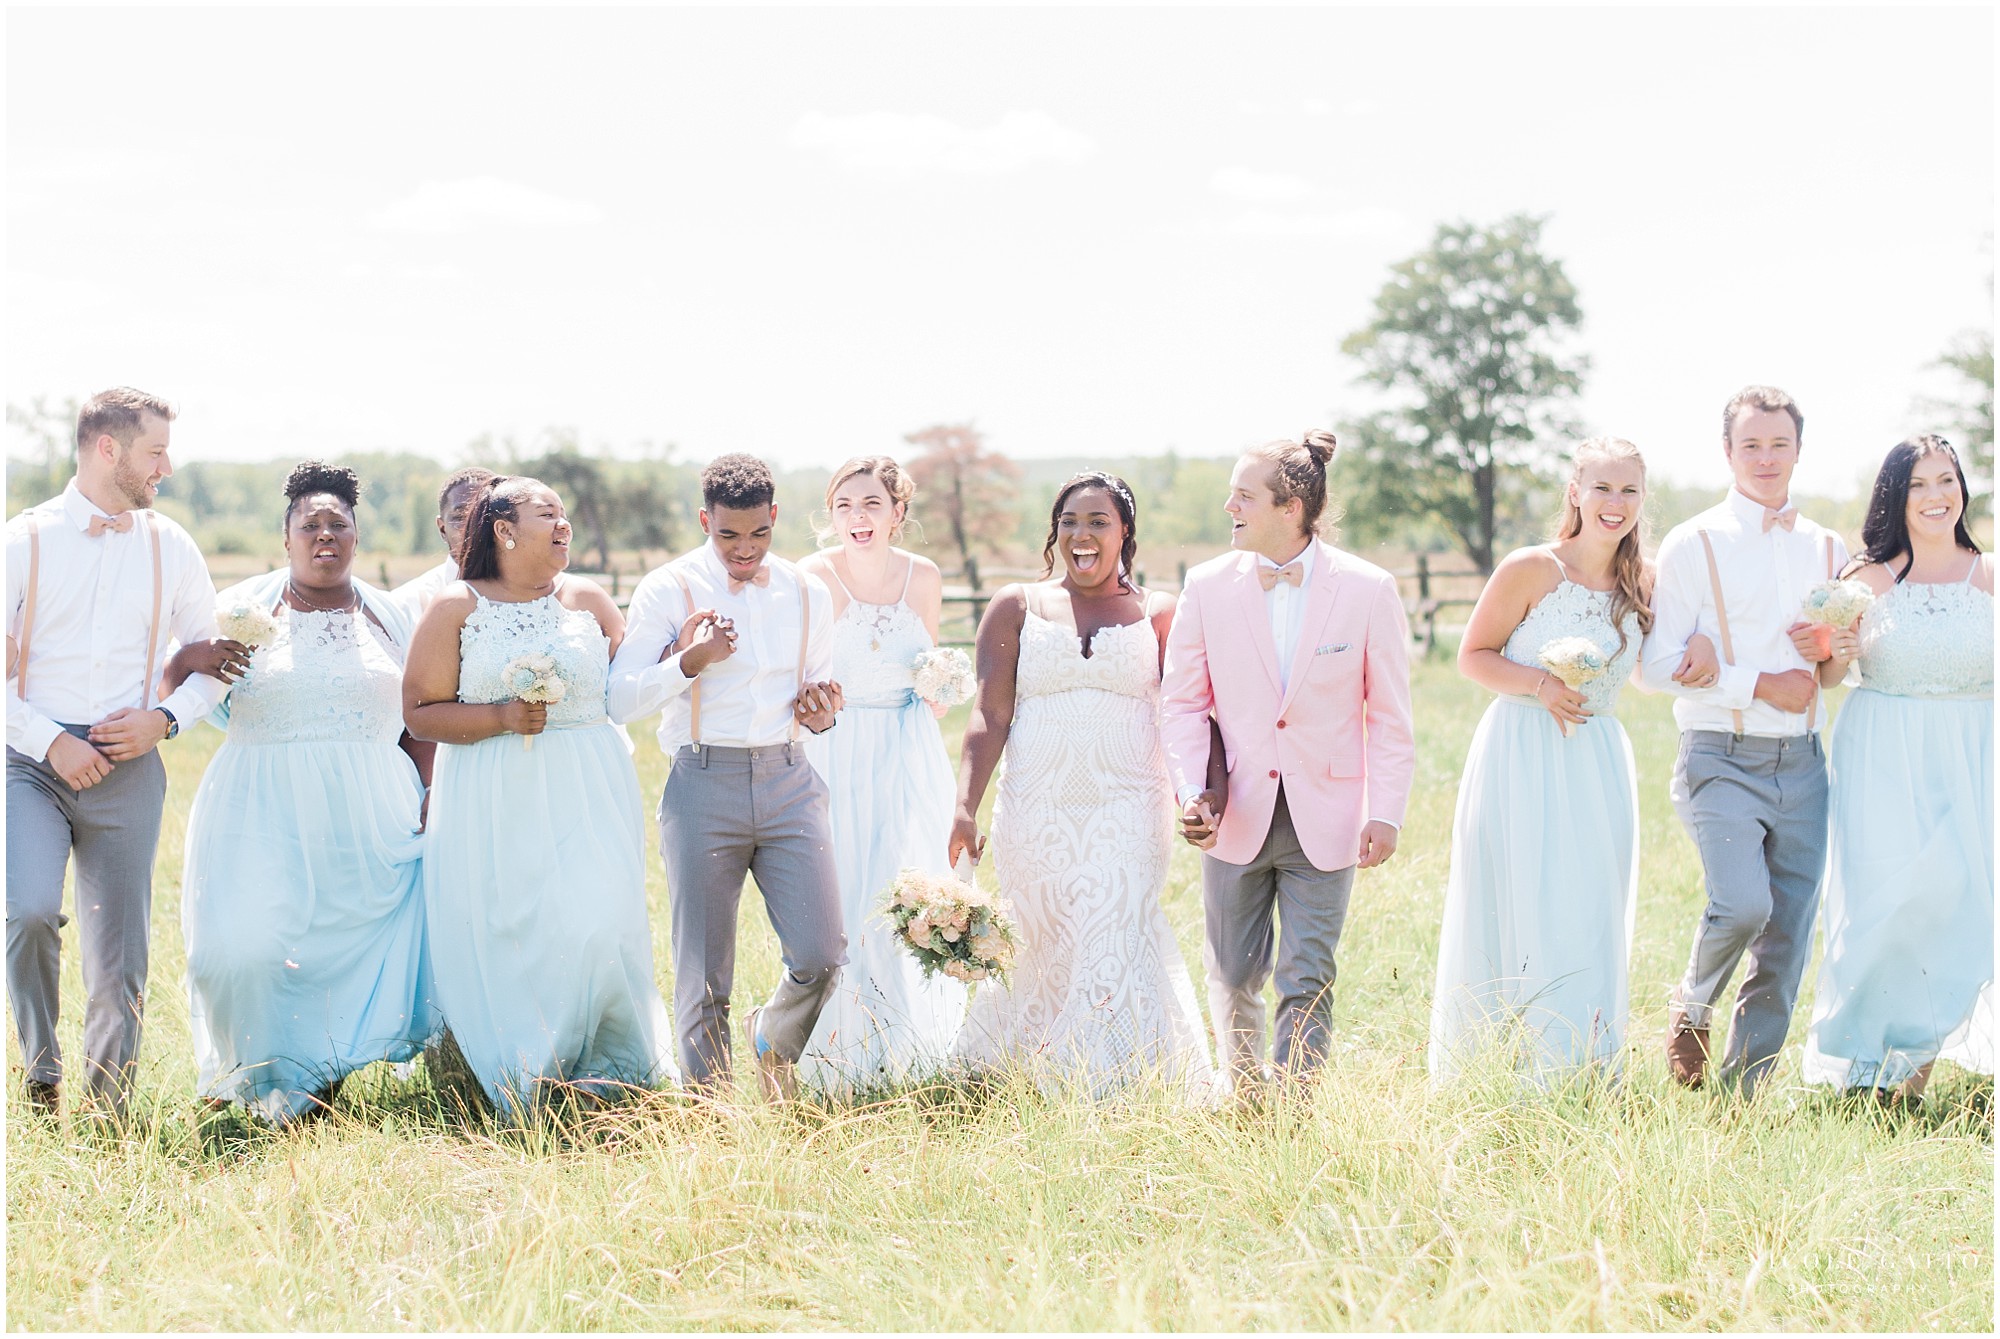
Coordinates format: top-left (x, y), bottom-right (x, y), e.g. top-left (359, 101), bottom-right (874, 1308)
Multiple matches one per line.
top-left (1429, 438), bottom-right (1680, 1087)
top-left (404, 476), bottom-right (675, 1118)
top-left (1803, 436), bottom-right (1993, 1103)
top-left (794, 456), bottom-right (965, 1097)
top-left (176, 461), bottom-right (436, 1124)
top-left (948, 471), bottom-right (1216, 1100)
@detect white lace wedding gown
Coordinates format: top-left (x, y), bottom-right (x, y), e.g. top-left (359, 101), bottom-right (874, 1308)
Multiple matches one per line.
top-left (952, 606), bottom-right (1217, 1099)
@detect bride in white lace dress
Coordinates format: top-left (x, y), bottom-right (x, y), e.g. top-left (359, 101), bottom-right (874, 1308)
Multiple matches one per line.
top-left (949, 473), bottom-right (1216, 1099)
top-left (1430, 439), bottom-right (1688, 1086)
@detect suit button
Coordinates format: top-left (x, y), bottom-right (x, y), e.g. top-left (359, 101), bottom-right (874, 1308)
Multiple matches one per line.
top-left (1276, 719), bottom-right (1287, 729)
top-left (1268, 769), bottom-right (1279, 779)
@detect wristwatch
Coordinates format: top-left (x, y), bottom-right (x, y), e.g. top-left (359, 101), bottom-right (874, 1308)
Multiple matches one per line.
top-left (156, 706), bottom-right (180, 740)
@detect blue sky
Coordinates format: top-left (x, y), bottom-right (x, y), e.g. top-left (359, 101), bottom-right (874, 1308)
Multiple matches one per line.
top-left (6, 6), bottom-right (1992, 494)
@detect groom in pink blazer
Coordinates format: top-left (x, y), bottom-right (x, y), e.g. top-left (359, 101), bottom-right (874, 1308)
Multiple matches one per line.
top-left (1161, 431), bottom-right (1416, 1091)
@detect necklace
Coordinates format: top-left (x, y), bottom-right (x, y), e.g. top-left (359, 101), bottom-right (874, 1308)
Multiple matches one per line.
top-left (286, 577), bottom-right (360, 613)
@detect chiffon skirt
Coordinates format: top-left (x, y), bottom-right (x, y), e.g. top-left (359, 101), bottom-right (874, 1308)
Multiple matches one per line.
top-left (183, 738), bottom-right (437, 1122)
top-left (1429, 697), bottom-right (1638, 1086)
top-left (1803, 690), bottom-right (1994, 1088)
top-left (799, 696), bottom-right (966, 1097)
top-left (422, 722), bottom-right (676, 1115)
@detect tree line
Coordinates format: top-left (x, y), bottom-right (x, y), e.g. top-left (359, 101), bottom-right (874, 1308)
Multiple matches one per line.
top-left (10, 215), bottom-right (1991, 578)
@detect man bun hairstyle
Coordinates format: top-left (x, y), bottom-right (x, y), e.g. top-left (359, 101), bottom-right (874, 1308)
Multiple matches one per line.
top-left (702, 453), bottom-right (777, 512)
top-left (1247, 429), bottom-right (1338, 534)
top-left (1721, 385), bottom-right (1804, 447)
top-left (76, 386), bottom-right (175, 454)
top-left (281, 459), bottom-right (362, 526)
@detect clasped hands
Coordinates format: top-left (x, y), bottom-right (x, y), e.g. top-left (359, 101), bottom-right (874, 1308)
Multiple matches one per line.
top-left (1176, 788), bottom-right (1398, 869)
top-left (669, 606), bottom-right (842, 732)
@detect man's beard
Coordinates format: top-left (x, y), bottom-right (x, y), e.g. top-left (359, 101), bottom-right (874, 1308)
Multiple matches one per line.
top-left (111, 450), bottom-right (155, 509)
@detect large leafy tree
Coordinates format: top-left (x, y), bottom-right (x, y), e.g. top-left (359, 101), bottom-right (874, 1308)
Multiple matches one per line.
top-left (904, 422), bottom-right (1021, 591)
top-left (1339, 214), bottom-right (1588, 573)
top-left (1925, 325), bottom-right (1993, 521)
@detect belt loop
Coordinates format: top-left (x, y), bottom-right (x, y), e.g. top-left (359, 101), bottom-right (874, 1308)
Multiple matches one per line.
top-left (698, 744), bottom-right (710, 769)
top-left (1724, 733), bottom-right (1738, 757)
top-left (784, 740), bottom-right (797, 765)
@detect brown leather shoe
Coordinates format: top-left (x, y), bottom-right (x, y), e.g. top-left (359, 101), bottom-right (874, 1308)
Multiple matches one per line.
top-left (23, 1079), bottom-right (60, 1119)
top-left (1665, 1015), bottom-right (1710, 1089)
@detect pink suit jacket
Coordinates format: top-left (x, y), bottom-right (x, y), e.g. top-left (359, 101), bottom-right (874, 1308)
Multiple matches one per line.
top-left (1160, 541), bottom-right (1416, 872)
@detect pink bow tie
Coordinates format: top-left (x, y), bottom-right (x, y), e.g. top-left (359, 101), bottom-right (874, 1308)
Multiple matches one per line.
top-left (727, 566), bottom-right (773, 595)
top-left (1258, 562), bottom-right (1303, 591)
top-left (85, 513), bottom-right (135, 537)
top-left (1762, 505), bottom-right (1798, 533)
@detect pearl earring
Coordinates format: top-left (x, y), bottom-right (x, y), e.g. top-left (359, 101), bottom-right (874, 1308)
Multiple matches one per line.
top-left (505, 538), bottom-right (516, 550)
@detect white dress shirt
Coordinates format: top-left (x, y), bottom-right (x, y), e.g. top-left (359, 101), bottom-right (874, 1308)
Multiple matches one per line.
top-left (1258, 540), bottom-right (1317, 695)
top-left (1639, 487), bottom-right (1849, 737)
top-left (607, 544), bottom-right (836, 752)
top-left (7, 482), bottom-right (229, 761)
top-left (388, 557), bottom-right (458, 624)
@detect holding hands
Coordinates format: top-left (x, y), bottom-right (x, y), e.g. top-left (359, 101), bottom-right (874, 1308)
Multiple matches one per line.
top-left (1179, 791), bottom-right (1221, 850)
top-left (794, 679), bottom-right (842, 734)
top-left (674, 607), bottom-right (738, 675)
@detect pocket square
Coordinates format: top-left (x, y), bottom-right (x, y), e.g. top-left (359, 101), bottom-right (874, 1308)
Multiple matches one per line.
top-left (1315, 642), bottom-right (1351, 655)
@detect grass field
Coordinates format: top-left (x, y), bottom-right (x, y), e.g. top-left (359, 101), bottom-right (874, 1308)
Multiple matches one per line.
top-left (6, 657), bottom-right (1993, 1331)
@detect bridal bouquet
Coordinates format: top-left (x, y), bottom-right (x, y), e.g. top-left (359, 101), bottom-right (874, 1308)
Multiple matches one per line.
top-left (1538, 636), bottom-right (1607, 738)
top-left (882, 866), bottom-right (1018, 985)
top-left (1800, 579), bottom-right (1874, 629)
top-left (215, 598), bottom-right (279, 650)
top-left (499, 653), bottom-right (568, 751)
top-left (911, 647), bottom-right (975, 708)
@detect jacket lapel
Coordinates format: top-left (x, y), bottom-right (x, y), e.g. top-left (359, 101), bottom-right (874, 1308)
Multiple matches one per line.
top-left (1279, 541), bottom-right (1343, 716)
top-left (1236, 555), bottom-right (1284, 692)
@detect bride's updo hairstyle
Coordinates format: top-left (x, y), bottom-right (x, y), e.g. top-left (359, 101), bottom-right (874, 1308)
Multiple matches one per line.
top-left (1554, 436), bottom-right (1653, 655)
top-left (1245, 429), bottom-right (1338, 536)
top-left (457, 476), bottom-right (548, 582)
top-left (814, 455), bottom-right (915, 547)
top-left (1040, 470), bottom-right (1139, 592)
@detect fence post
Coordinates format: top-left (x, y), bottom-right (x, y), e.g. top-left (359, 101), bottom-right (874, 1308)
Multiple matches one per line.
top-left (1416, 552), bottom-right (1431, 602)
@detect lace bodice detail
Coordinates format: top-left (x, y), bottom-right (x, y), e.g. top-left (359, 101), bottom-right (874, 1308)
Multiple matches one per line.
top-left (457, 592), bottom-right (610, 728)
top-left (1854, 573), bottom-right (1993, 698)
top-left (831, 597), bottom-right (934, 709)
top-left (1015, 609), bottom-right (1160, 705)
top-left (1500, 580), bottom-right (1642, 715)
top-left (227, 607), bottom-right (406, 745)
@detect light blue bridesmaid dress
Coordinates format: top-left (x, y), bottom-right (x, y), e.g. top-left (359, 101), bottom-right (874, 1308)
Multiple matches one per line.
top-left (798, 562), bottom-right (966, 1097)
top-left (1804, 560), bottom-right (1994, 1090)
top-left (422, 590), bottom-right (676, 1116)
top-left (1429, 571), bottom-right (1642, 1086)
top-left (182, 574), bottom-right (437, 1123)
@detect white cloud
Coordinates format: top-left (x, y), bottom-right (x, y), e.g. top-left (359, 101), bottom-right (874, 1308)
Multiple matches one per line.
top-left (1222, 207), bottom-right (1404, 240)
top-left (789, 110), bottom-right (1095, 177)
top-left (365, 177), bottom-right (603, 234)
top-left (1209, 167), bottom-right (1326, 204)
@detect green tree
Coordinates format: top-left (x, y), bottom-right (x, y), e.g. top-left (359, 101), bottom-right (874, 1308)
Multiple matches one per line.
top-left (904, 422), bottom-right (1021, 591)
top-left (5, 396), bottom-right (80, 515)
top-left (1924, 325), bottom-right (1993, 519)
top-left (1339, 214), bottom-right (1588, 573)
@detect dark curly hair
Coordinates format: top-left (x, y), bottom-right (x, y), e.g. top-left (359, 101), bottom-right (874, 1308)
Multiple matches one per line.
top-left (281, 460), bottom-right (361, 528)
top-left (1040, 471), bottom-right (1138, 591)
top-left (701, 453), bottom-right (776, 512)
top-left (1845, 435), bottom-right (1982, 583)
top-left (458, 476), bottom-right (554, 582)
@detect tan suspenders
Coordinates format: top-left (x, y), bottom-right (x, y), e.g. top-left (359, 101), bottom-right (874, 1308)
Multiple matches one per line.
top-left (1698, 528), bottom-right (1836, 735)
top-left (666, 565), bottom-right (812, 747)
top-left (13, 511), bottom-right (165, 710)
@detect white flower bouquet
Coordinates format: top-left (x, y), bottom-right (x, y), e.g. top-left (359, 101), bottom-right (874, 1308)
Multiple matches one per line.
top-left (1800, 579), bottom-right (1874, 629)
top-left (1538, 636), bottom-right (1607, 738)
top-left (215, 599), bottom-right (279, 650)
top-left (499, 653), bottom-right (567, 751)
top-left (882, 866), bottom-right (1018, 985)
top-left (911, 646), bottom-right (975, 708)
